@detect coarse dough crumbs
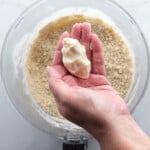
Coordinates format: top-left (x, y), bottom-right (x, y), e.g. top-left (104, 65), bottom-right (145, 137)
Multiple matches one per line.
top-left (26, 15), bottom-right (133, 119)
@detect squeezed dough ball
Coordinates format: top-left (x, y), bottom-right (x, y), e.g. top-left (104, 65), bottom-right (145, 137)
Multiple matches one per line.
top-left (62, 38), bottom-right (91, 79)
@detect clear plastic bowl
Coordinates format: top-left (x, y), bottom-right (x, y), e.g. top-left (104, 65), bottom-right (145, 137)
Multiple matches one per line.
top-left (0, 0), bottom-right (149, 137)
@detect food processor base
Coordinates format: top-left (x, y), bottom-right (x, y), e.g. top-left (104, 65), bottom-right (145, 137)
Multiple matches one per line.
top-left (62, 135), bottom-right (88, 150)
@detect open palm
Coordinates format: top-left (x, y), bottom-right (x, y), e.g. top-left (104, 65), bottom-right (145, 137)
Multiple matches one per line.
top-left (52, 22), bottom-right (107, 87)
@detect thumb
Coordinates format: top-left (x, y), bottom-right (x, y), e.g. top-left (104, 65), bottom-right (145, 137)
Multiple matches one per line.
top-left (46, 66), bottom-right (70, 101)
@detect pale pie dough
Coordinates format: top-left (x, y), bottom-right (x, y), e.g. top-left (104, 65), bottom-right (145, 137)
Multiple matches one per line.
top-left (62, 38), bottom-right (91, 79)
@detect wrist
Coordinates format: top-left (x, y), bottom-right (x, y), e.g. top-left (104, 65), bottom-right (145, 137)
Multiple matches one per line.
top-left (97, 114), bottom-right (150, 150)
top-left (96, 113), bottom-right (131, 142)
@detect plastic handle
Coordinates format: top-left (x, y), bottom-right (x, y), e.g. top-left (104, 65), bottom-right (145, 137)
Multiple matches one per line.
top-left (62, 135), bottom-right (88, 150)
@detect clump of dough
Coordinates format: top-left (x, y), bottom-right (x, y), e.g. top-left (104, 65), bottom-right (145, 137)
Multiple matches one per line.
top-left (62, 38), bottom-right (91, 79)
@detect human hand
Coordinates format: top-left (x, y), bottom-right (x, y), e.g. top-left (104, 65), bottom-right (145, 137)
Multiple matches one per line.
top-left (47, 23), bottom-right (129, 140)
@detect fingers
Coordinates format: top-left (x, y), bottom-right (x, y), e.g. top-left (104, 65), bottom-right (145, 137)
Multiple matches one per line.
top-left (81, 23), bottom-right (92, 60)
top-left (57, 31), bottom-right (70, 51)
top-left (78, 74), bottom-right (109, 87)
top-left (80, 22), bottom-right (91, 43)
top-left (71, 23), bottom-right (81, 40)
top-left (53, 23), bottom-right (106, 76)
top-left (71, 23), bottom-right (92, 60)
top-left (90, 34), bottom-right (105, 75)
top-left (53, 32), bottom-right (70, 65)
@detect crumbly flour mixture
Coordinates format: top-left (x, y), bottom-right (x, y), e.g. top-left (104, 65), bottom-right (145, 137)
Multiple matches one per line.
top-left (26, 15), bottom-right (133, 119)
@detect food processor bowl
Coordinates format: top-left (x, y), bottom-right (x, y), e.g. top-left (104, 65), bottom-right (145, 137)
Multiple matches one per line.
top-left (1, 0), bottom-right (149, 149)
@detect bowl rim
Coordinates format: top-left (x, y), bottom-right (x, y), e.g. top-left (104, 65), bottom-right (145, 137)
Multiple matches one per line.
top-left (0, 0), bottom-right (150, 134)
top-left (111, 0), bottom-right (150, 113)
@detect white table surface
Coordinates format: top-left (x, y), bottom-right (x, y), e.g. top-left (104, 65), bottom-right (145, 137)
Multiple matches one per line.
top-left (0, 0), bottom-right (150, 149)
